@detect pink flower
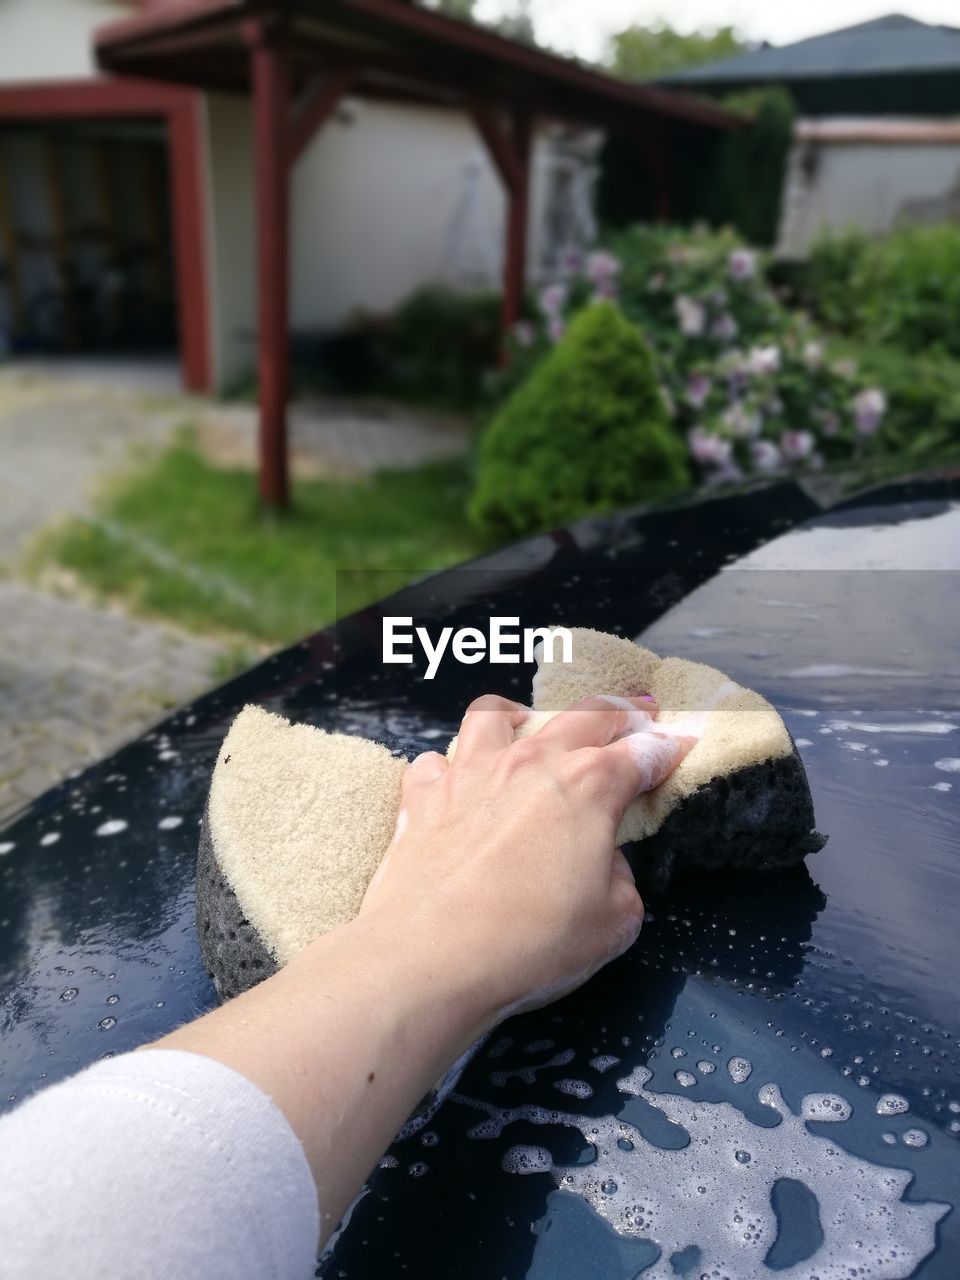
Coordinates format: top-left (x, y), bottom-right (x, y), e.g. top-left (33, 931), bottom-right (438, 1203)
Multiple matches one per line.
top-left (675, 295), bottom-right (706, 337)
top-left (852, 387), bottom-right (887, 436)
top-left (751, 439), bottom-right (782, 473)
top-left (538, 283), bottom-right (567, 318)
top-left (686, 372), bottom-right (712, 408)
top-left (687, 426), bottom-right (732, 469)
top-left (585, 249), bottom-right (621, 284)
top-left (590, 278), bottom-right (618, 303)
top-left (747, 345), bottom-right (780, 376)
top-left (781, 430), bottom-right (816, 462)
top-left (728, 248), bottom-right (756, 281)
top-left (559, 246), bottom-right (583, 276)
top-left (704, 461), bottom-right (744, 487)
top-left (722, 402), bottom-right (762, 439)
top-left (547, 316), bottom-right (566, 344)
top-left (711, 313), bottom-right (739, 343)
top-left (818, 410), bottom-right (839, 438)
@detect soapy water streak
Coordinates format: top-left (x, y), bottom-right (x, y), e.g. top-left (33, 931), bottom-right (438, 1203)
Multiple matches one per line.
top-left (456, 1065), bottom-right (948, 1279)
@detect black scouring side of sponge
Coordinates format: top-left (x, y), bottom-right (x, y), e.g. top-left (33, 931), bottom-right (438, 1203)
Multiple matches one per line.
top-left (196, 803), bottom-right (277, 1003)
top-left (627, 737), bottom-right (826, 892)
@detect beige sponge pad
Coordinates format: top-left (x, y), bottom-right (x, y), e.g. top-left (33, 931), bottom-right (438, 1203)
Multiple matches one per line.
top-left (524, 628), bottom-right (793, 844)
top-left (207, 705), bottom-right (406, 965)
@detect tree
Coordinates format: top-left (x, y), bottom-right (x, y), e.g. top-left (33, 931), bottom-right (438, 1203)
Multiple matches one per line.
top-left (609, 23), bottom-right (744, 82)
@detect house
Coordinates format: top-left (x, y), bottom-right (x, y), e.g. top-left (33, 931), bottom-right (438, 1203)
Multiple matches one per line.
top-left (0, 0), bottom-right (737, 504)
top-left (658, 14), bottom-right (960, 258)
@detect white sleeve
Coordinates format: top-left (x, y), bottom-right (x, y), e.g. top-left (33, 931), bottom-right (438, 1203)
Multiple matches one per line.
top-left (0, 1048), bottom-right (320, 1280)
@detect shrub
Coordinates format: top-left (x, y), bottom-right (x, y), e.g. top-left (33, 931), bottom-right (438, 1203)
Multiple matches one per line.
top-left (470, 302), bottom-right (690, 537)
top-left (802, 229), bottom-right (871, 332)
top-left (805, 223), bottom-right (960, 358)
top-left (850, 223), bottom-right (960, 357)
top-left (377, 286), bottom-right (502, 407)
top-left (704, 88), bottom-right (796, 247)
top-left (504, 226), bottom-right (893, 486)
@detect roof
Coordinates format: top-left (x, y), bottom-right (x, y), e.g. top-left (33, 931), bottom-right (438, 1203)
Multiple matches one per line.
top-left (660, 14), bottom-right (960, 86)
top-left (94, 0), bottom-right (739, 132)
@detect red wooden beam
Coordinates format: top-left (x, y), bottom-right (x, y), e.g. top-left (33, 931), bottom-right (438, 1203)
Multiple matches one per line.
top-left (467, 101), bottom-right (522, 195)
top-left (500, 109), bottom-right (532, 346)
top-left (251, 37), bottom-right (292, 510)
top-left (288, 65), bottom-right (358, 166)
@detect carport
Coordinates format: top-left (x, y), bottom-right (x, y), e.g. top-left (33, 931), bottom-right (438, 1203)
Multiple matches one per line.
top-left (96, 0), bottom-right (739, 509)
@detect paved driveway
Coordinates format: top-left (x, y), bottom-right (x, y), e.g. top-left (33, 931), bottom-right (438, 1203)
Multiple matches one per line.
top-left (0, 362), bottom-right (471, 823)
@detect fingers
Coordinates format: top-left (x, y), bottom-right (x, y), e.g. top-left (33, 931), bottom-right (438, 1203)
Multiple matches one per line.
top-left (401, 750), bottom-right (448, 799)
top-left (601, 730), bottom-right (698, 805)
top-left (455, 694), bottom-right (530, 760)
top-left (535, 694), bottom-right (657, 751)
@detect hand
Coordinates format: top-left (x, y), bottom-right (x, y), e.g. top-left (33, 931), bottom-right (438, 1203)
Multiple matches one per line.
top-left (359, 693), bottom-right (697, 1035)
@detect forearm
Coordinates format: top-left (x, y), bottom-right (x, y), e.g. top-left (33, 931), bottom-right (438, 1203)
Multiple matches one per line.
top-left (152, 909), bottom-right (486, 1242)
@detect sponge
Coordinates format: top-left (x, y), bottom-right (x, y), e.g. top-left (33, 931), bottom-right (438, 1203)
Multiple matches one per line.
top-left (197, 628), bottom-right (823, 1004)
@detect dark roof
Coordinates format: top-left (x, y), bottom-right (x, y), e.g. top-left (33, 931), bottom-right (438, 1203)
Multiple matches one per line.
top-left (95, 0), bottom-right (738, 133)
top-left (660, 13), bottom-right (960, 86)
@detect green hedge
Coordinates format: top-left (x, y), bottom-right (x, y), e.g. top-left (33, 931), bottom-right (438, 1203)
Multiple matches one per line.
top-left (805, 223), bottom-right (960, 358)
top-left (470, 302), bottom-right (690, 537)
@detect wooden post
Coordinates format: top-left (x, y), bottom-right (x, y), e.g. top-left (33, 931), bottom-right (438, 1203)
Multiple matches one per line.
top-left (251, 36), bottom-right (291, 511)
top-left (501, 109), bottom-right (531, 342)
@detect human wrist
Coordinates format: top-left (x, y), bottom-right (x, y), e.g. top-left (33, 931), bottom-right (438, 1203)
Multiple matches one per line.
top-left (295, 910), bottom-right (495, 1064)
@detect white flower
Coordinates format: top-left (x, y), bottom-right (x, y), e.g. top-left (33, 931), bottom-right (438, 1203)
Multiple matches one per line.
top-left (728, 249), bottom-right (756, 281)
top-left (722, 402), bottom-right (762, 439)
top-left (746, 345), bottom-right (781, 376)
top-left (538, 283), bottom-right (567, 318)
top-left (687, 426), bottom-right (732, 468)
top-left (852, 387), bottom-right (887, 436)
top-left (675, 295), bottom-right (706, 338)
top-left (781, 429), bottom-right (816, 462)
top-left (803, 340), bottom-right (823, 370)
top-left (751, 439), bottom-right (782, 473)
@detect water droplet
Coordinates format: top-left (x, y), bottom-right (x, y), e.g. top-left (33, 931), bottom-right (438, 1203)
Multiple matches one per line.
top-left (903, 1129), bottom-right (928, 1149)
top-left (601, 1179), bottom-right (618, 1195)
top-left (96, 819), bottom-right (127, 837)
top-left (617, 1137), bottom-right (634, 1152)
top-left (60, 988), bottom-right (78, 1002)
top-left (735, 1150), bottom-right (752, 1164)
top-left (105, 995), bottom-right (119, 1006)
top-left (98, 1016), bottom-right (116, 1030)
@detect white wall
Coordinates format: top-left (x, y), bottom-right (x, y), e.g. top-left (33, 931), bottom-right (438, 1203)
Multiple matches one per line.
top-left (289, 98), bottom-right (513, 331)
top-left (778, 132), bottom-right (960, 258)
top-left (202, 95), bottom-right (563, 388)
top-left (202, 92), bottom-right (256, 390)
top-left (0, 0), bottom-right (130, 85)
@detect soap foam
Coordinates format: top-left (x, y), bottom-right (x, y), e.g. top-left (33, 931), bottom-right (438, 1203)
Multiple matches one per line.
top-left (457, 1067), bottom-right (948, 1280)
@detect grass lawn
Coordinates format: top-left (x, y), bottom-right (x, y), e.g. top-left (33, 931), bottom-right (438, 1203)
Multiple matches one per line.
top-left (40, 436), bottom-right (488, 648)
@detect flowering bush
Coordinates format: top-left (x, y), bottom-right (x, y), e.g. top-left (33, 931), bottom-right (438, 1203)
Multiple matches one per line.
top-left (507, 226), bottom-right (891, 487)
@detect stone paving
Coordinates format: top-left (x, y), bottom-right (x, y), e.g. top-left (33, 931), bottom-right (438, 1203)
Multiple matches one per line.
top-left (0, 363), bottom-right (226, 824)
top-left (0, 361), bottom-right (470, 825)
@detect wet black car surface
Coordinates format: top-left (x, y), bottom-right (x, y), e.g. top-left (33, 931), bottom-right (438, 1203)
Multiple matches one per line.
top-left (1, 477), bottom-right (957, 1278)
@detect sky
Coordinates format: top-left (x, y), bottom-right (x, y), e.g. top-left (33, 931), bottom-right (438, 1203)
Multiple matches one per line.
top-left (473, 0), bottom-right (960, 62)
